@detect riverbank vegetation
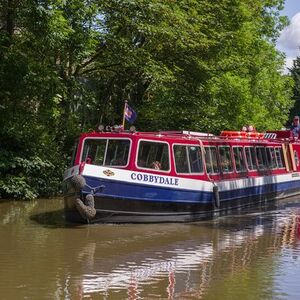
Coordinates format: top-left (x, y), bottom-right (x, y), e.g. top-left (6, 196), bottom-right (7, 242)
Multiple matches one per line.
top-left (0, 0), bottom-right (297, 199)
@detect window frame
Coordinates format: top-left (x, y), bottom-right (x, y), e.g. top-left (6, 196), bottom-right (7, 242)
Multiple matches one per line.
top-left (266, 146), bottom-right (278, 170)
top-left (255, 146), bottom-right (269, 170)
top-left (244, 146), bottom-right (258, 171)
top-left (173, 143), bottom-right (205, 175)
top-left (70, 139), bottom-right (79, 166)
top-left (204, 146), bottom-right (220, 175)
top-left (274, 146), bottom-right (285, 169)
top-left (80, 137), bottom-right (132, 168)
top-left (135, 139), bottom-right (171, 173)
top-left (295, 150), bottom-right (300, 167)
top-left (218, 145), bottom-right (234, 174)
top-left (232, 146), bottom-right (247, 173)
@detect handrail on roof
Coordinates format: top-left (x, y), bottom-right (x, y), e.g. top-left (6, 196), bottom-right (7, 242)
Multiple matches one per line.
top-left (158, 130), bottom-right (215, 137)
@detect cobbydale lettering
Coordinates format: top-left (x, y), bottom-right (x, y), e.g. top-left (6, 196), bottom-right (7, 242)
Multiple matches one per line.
top-left (131, 173), bottom-right (179, 186)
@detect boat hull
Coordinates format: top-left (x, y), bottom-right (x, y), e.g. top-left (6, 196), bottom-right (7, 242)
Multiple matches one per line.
top-left (64, 193), bottom-right (214, 224)
top-left (63, 165), bottom-right (300, 224)
top-left (64, 186), bottom-right (300, 224)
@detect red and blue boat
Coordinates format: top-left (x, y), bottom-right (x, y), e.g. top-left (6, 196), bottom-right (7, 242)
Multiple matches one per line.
top-left (63, 126), bottom-right (300, 223)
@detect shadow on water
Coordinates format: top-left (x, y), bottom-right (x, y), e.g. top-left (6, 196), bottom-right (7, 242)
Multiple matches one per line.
top-left (29, 209), bottom-right (76, 228)
top-left (29, 196), bottom-right (300, 230)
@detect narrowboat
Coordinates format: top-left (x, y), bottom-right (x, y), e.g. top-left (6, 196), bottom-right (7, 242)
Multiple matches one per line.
top-left (63, 126), bottom-right (300, 223)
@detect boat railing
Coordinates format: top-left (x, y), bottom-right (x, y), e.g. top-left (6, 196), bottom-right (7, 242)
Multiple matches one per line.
top-left (218, 130), bottom-right (298, 143)
top-left (263, 133), bottom-right (277, 139)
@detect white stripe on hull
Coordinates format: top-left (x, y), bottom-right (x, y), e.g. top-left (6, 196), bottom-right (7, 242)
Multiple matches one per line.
top-left (64, 164), bottom-right (300, 194)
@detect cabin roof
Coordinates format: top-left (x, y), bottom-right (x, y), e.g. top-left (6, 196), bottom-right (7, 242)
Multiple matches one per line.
top-left (79, 129), bottom-right (299, 145)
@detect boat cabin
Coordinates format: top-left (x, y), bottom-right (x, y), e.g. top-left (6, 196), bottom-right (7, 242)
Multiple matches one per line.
top-left (64, 127), bottom-right (300, 223)
top-left (70, 129), bottom-right (300, 182)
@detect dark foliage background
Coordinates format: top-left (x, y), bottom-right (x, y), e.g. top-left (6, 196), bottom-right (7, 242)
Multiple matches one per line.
top-left (0, 0), bottom-right (296, 199)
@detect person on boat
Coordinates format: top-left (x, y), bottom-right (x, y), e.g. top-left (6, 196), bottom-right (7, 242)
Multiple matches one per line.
top-left (151, 161), bottom-right (161, 170)
top-left (86, 156), bottom-right (92, 164)
top-left (291, 116), bottom-right (300, 137)
top-left (241, 125), bottom-right (256, 132)
top-left (248, 125), bottom-right (256, 132)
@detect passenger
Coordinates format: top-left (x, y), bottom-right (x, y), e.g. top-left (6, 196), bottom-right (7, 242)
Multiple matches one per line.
top-left (248, 125), bottom-right (256, 132)
top-left (241, 125), bottom-right (256, 132)
top-left (151, 161), bottom-right (161, 170)
top-left (291, 116), bottom-right (300, 138)
top-left (221, 160), bottom-right (230, 173)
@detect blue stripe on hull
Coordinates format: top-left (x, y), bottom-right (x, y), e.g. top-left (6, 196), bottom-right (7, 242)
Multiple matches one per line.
top-left (82, 176), bottom-right (300, 204)
top-left (221, 180), bottom-right (300, 201)
top-left (83, 176), bottom-right (212, 203)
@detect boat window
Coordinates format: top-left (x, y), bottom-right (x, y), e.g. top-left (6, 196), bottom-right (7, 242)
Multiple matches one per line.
top-left (173, 145), bottom-right (203, 174)
top-left (245, 147), bottom-right (257, 170)
top-left (105, 140), bottom-right (130, 166)
top-left (70, 139), bottom-right (79, 166)
top-left (295, 150), bottom-right (299, 167)
top-left (233, 147), bottom-right (246, 172)
top-left (275, 147), bottom-right (284, 168)
top-left (256, 147), bottom-right (268, 170)
top-left (81, 139), bottom-right (130, 166)
top-left (266, 147), bottom-right (277, 169)
top-left (218, 146), bottom-right (233, 173)
top-left (137, 141), bottom-right (169, 171)
top-left (204, 146), bottom-right (220, 174)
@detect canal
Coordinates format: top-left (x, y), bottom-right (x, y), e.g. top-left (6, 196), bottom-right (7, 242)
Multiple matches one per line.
top-left (0, 198), bottom-right (300, 299)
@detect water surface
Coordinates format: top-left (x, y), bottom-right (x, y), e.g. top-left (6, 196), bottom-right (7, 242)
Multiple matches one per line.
top-left (0, 198), bottom-right (300, 299)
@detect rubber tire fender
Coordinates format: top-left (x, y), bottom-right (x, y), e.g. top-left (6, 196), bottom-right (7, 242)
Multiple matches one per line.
top-left (213, 185), bottom-right (220, 208)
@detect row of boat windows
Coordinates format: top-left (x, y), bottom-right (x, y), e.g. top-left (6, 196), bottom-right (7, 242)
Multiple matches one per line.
top-left (205, 146), bottom-right (286, 174)
top-left (81, 139), bottom-right (292, 174)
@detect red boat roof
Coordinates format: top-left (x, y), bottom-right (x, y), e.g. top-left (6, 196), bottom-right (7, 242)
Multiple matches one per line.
top-left (80, 129), bottom-right (298, 144)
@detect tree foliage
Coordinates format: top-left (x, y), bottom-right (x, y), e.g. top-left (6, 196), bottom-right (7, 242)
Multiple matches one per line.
top-left (289, 56), bottom-right (300, 120)
top-left (0, 0), bottom-right (293, 199)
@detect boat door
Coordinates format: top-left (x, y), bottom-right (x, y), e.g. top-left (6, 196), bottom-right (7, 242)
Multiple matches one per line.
top-left (282, 143), bottom-right (297, 172)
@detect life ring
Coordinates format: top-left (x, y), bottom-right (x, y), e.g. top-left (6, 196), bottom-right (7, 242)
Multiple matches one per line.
top-left (220, 131), bottom-right (247, 138)
top-left (246, 132), bottom-right (264, 139)
top-left (220, 130), bottom-right (264, 139)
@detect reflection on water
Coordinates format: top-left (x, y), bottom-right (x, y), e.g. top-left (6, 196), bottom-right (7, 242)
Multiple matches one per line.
top-left (0, 198), bottom-right (300, 299)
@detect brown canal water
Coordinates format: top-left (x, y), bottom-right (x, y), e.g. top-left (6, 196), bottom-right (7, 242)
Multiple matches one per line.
top-left (1, 198), bottom-right (300, 300)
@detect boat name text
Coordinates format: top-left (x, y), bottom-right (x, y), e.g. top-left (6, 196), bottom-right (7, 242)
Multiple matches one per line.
top-left (131, 173), bottom-right (179, 186)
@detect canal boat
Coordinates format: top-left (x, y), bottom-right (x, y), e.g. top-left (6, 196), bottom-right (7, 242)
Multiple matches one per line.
top-left (63, 126), bottom-right (300, 223)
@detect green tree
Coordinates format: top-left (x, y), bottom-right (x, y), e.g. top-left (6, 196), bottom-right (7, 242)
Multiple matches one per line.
top-left (133, 0), bottom-right (293, 132)
top-left (0, 0), bottom-right (294, 199)
top-left (289, 56), bottom-right (300, 120)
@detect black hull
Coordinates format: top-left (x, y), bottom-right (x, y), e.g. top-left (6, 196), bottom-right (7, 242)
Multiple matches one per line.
top-left (64, 188), bottom-right (300, 224)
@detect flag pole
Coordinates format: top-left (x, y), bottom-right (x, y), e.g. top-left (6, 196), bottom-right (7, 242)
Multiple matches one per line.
top-left (122, 100), bottom-right (128, 129)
